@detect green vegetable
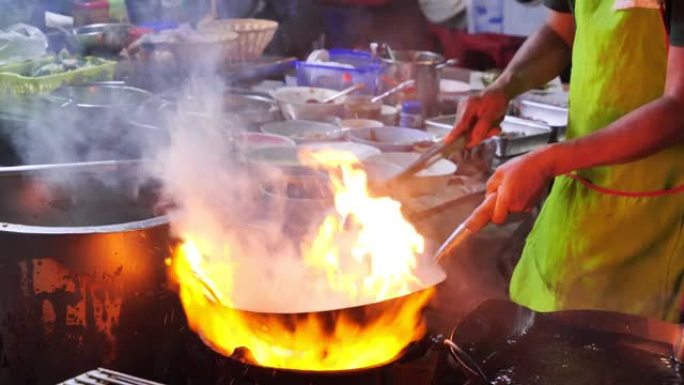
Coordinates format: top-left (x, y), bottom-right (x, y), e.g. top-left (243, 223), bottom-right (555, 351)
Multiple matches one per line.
top-left (19, 51), bottom-right (106, 78)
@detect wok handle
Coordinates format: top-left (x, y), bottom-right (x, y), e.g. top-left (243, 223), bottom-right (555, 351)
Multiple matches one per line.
top-left (675, 326), bottom-right (684, 362)
top-left (444, 339), bottom-right (491, 385)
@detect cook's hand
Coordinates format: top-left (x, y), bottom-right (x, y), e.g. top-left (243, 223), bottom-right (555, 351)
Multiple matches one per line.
top-left (445, 87), bottom-right (509, 148)
top-left (485, 149), bottom-right (557, 224)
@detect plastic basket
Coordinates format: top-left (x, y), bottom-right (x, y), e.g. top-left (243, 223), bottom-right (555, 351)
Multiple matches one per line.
top-left (198, 18), bottom-right (278, 62)
top-left (0, 56), bottom-right (117, 96)
top-left (295, 49), bottom-right (385, 95)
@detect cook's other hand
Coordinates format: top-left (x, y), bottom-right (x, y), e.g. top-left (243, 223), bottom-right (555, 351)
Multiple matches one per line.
top-left (485, 149), bottom-right (556, 224)
top-left (445, 87), bottom-right (508, 148)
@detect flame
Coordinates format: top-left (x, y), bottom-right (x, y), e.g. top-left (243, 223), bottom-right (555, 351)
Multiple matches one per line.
top-left (171, 150), bottom-right (436, 371)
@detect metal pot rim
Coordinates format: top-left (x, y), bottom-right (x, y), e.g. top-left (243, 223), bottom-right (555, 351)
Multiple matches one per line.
top-left (74, 23), bottom-right (133, 34)
top-left (380, 50), bottom-right (445, 65)
top-left (0, 215), bottom-right (169, 235)
top-left (46, 84), bottom-right (153, 109)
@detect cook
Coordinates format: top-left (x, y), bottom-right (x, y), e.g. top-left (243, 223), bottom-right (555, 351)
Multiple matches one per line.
top-left (448, 0), bottom-right (684, 321)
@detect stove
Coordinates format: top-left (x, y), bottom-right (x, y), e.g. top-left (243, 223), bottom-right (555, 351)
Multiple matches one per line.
top-left (59, 368), bottom-right (165, 385)
top-left (150, 326), bottom-right (446, 385)
top-left (58, 324), bottom-right (461, 385)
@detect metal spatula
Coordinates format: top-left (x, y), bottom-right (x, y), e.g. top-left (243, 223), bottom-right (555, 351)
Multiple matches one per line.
top-left (432, 193), bottom-right (498, 263)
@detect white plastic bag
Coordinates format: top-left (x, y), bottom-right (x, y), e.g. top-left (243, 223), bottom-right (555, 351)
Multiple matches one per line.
top-left (0, 23), bottom-right (48, 66)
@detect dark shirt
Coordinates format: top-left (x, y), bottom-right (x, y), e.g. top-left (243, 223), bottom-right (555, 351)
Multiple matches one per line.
top-left (544, 0), bottom-right (684, 46)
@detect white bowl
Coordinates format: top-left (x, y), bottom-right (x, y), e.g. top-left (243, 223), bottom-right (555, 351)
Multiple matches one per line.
top-left (368, 152), bottom-right (457, 177)
top-left (246, 146), bottom-right (303, 168)
top-left (440, 79), bottom-right (471, 94)
top-left (234, 132), bottom-right (296, 150)
top-left (298, 141), bottom-right (381, 161)
top-left (361, 159), bottom-right (404, 184)
top-left (339, 119), bottom-right (384, 131)
top-left (271, 87), bottom-right (345, 122)
top-left (349, 126), bottom-right (435, 152)
top-left (367, 152), bottom-right (457, 196)
top-left (260, 120), bottom-right (344, 143)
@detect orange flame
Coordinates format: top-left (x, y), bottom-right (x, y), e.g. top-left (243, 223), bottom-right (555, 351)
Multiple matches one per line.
top-left (171, 150), bottom-right (438, 371)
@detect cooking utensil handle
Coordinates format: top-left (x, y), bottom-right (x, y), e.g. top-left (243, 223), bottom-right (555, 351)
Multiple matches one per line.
top-left (436, 59), bottom-right (460, 70)
top-left (321, 83), bottom-right (365, 104)
top-left (444, 339), bottom-right (491, 385)
top-left (370, 79), bottom-right (414, 103)
top-left (433, 193), bottom-right (498, 263)
top-left (0, 159), bottom-right (143, 177)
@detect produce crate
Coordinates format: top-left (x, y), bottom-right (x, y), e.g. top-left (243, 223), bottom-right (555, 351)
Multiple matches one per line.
top-left (0, 56), bottom-right (117, 96)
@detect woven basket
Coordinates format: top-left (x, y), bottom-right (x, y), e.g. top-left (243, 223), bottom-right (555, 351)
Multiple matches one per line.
top-left (198, 18), bottom-right (278, 62)
top-left (163, 31), bottom-right (239, 70)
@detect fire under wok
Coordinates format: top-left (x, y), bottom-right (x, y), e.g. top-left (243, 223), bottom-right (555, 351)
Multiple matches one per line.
top-left (446, 300), bottom-right (684, 385)
top-left (167, 149), bottom-right (448, 373)
top-left (170, 231), bottom-right (447, 373)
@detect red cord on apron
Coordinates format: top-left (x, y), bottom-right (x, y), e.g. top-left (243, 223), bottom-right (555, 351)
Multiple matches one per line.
top-left (566, 173), bottom-right (684, 197)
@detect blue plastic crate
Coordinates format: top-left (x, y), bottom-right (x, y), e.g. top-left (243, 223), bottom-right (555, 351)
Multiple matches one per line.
top-left (295, 49), bottom-right (385, 95)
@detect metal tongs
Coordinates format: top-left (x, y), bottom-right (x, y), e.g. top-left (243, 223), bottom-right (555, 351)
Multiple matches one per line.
top-left (387, 136), bottom-right (467, 184)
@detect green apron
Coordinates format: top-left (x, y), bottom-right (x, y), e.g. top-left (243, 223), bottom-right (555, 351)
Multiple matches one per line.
top-left (509, 0), bottom-right (684, 322)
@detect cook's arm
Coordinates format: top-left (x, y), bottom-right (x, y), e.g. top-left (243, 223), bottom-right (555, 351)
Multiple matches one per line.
top-left (541, 46), bottom-right (684, 174)
top-left (448, 11), bottom-right (576, 146)
top-left (481, 46), bottom-right (684, 224)
top-left (490, 11), bottom-right (575, 99)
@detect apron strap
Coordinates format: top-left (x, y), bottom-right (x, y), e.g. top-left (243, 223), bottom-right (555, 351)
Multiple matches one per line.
top-left (662, 0), bottom-right (671, 35)
top-left (565, 173), bottom-right (684, 197)
top-left (662, 0), bottom-right (671, 51)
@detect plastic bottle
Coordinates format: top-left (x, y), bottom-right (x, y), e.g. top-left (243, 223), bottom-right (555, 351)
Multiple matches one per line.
top-left (399, 100), bottom-right (424, 129)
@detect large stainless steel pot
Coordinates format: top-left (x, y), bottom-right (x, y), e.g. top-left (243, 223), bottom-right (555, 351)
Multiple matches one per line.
top-left (381, 50), bottom-right (457, 118)
top-left (0, 163), bottom-right (175, 385)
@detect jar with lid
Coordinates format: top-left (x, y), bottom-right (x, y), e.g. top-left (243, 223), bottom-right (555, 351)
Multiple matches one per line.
top-left (399, 100), bottom-right (424, 129)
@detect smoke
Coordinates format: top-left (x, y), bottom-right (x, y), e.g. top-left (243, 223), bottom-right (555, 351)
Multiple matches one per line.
top-left (147, 74), bottom-right (349, 313)
top-left (0, 32), bottom-right (442, 313)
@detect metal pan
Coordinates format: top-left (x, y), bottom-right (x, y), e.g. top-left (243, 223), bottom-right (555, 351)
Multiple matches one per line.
top-left (445, 300), bottom-right (684, 385)
top-left (511, 98), bottom-right (568, 143)
top-left (425, 115), bottom-right (553, 157)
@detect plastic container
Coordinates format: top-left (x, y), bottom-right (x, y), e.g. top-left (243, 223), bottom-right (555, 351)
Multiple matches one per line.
top-left (296, 49), bottom-right (384, 95)
top-left (73, 1), bottom-right (110, 27)
top-left (0, 56), bottom-right (117, 96)
top-left (468, 0), bottom-right (504, 34)
top-left (399, 100), bottom-right (424, 129)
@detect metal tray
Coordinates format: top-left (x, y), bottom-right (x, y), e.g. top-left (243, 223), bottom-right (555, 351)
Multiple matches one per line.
top-left (511, 98), bottom-right (568, 142)
top-left (425, 115), bottom-right (552, 157)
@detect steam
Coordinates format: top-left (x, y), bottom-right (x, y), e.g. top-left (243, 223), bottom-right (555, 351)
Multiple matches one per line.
top-left (149, 74), bottom-right (355, 313)
top-left (9, 99), bottom-right (144, 166)
top-left (0, 36), bottom-right (439, 313)
top-left (153, 71), bottom-right (446, 314)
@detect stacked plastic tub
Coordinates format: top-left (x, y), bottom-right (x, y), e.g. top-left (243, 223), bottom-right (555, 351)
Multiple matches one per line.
top-left (295, 49), bottom-right (385, 95)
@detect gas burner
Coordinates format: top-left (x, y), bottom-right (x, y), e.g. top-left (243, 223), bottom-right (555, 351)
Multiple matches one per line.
top-left (59, 368), bottom-right (165, 385)
top-left (147, 326), bottom-right (442, 385)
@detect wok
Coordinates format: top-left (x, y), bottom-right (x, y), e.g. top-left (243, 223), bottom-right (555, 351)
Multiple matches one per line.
top-left (178, 228), bottom-right (447, 372)
top-left (445, 300), bottom-right (684, 385)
